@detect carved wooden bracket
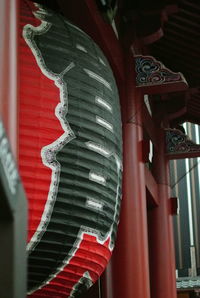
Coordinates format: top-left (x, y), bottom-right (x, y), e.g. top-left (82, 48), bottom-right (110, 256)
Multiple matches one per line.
top-left (134, 55), bottom-right (188, 94)
top-left (165, 128), bottom-right (200, 160)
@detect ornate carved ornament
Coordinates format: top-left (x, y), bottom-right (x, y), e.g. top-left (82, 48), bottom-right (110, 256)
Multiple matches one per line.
top-left (165, 128), bottom-right (200, 160)
top-left (134, 55), bottom-right (188, 94)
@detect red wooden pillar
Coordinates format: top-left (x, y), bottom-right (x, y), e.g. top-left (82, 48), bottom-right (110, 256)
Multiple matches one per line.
top-left (0, 0), bottom-right (19, 157)
top-left (101, 260), bottom-right (113, 298)
top-left (148, 128), bottom-right (177, 298)
top-left (0, 2), bottom-right (27, 298)
top-left (107, 51), bottom-right (151, 298)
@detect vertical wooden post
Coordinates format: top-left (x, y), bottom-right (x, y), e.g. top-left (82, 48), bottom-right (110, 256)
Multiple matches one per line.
top-left (0, 1), bottom-right (27, 298)
top-left (101, 260), bottom-right (114, 298)
top-left (0, 0), bottom-right (19, 157)
top-left (103, 50), bottom-right (151, 298)
top-left (148, 128), bottom-right (177, 298)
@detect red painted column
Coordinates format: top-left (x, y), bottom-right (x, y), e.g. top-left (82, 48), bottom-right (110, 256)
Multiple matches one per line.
top-left (148, 128), bottom-right (177, 298)
top-left (0, 2), bottom-right (27, 298)
top-left (101, 260), bottom-right (114, 298)
top-left (0, 0), bottom-right (19, 157)
top-left (106, 51), bottom-right (151, 298)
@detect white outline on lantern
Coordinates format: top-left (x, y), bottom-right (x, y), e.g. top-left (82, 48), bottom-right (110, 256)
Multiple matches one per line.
top-left (23, 22), bottom-right (76, 252)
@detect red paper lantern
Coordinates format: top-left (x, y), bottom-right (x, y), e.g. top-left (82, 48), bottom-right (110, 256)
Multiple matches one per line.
top-left (19, 1), bottom-right (122, 297)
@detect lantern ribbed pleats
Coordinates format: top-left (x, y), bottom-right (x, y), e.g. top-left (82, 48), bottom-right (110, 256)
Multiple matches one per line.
top-left (19, 1), bottom-right (122, 297)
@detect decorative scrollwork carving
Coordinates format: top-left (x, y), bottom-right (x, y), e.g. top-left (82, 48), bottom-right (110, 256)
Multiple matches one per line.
top-left (135, 55), bottom-right (185, 87)
top-left (165, 128), bottom-right (200, 159)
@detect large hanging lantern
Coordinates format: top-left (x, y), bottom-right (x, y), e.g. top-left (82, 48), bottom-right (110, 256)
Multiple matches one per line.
top-left (19, 1), bottom-right (122, 297)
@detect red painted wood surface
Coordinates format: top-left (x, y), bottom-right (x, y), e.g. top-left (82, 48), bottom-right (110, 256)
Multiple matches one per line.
top-left (0, 0), bottom-right (19, 157)
top-left (111, 122), bottom-right (151, 298)
top-left (109, 51), bottom-right (151, 298)
top-left (136, 80), bottom-right (188, 95)
top-left (167, 151), bottom-right (200, 160)
top-left (101, 260), bottom-right (113, 298)
top-left (148, 128), bottom-right (177, 298)
top-left (0, 3), bottom-right (27, 298)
